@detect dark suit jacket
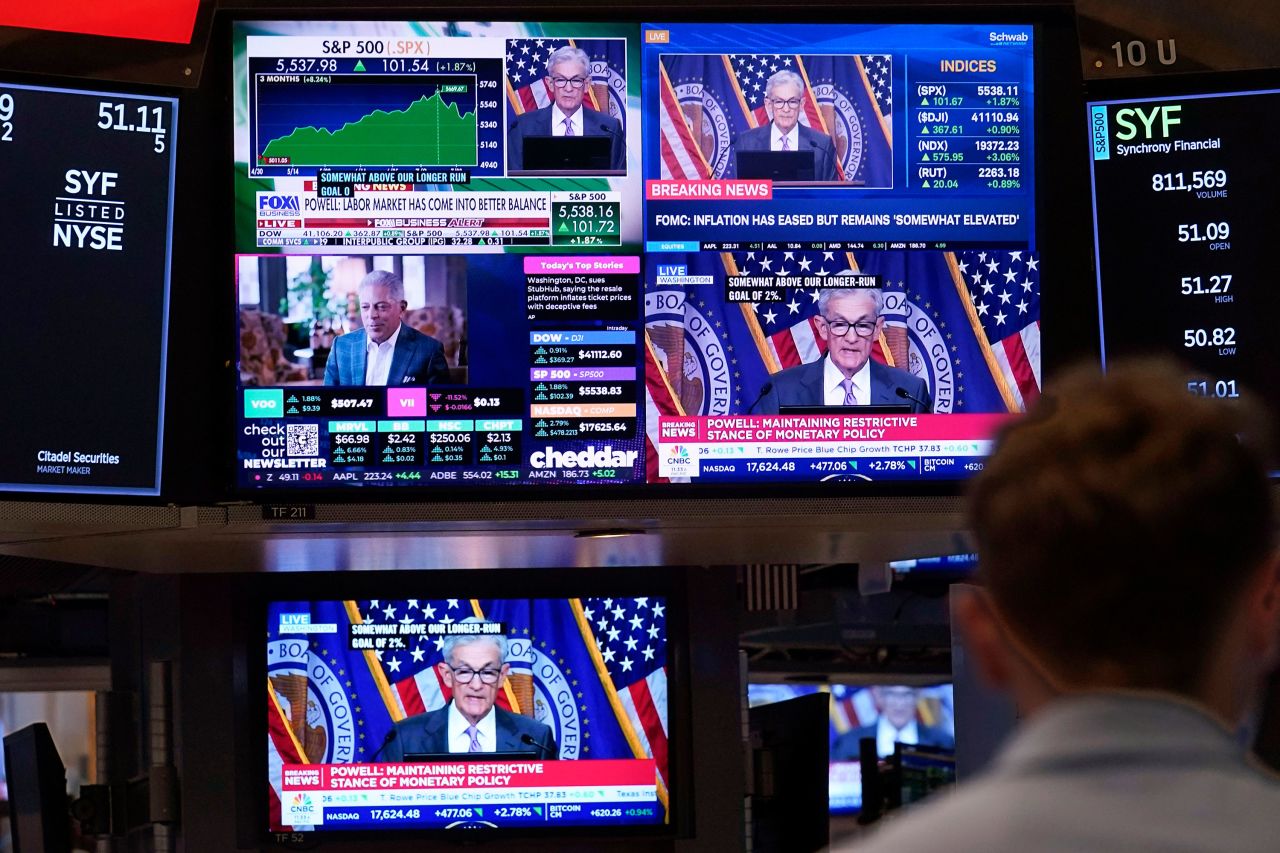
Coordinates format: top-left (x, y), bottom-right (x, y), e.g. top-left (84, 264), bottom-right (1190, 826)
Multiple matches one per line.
top-left (752, 358), bottom-right (932, 414)
top-left (323, 323), bottom-right (449, 387)
top-left (734, 122), bottom-right (838, 182)
top-left (831, 721), bottom-right (956, 761)
top-left (507, 105), bottom-right (625, 172)
top-left (381, 703), bottom-right (558, 762)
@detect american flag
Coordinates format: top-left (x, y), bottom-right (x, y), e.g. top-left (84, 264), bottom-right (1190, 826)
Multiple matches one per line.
top-left (657, 59), bottom-right (713, 180)
top-left (356, 597), bottom-right (473, 718)
top-left (505, 38), bottom-right (615, 117)
top-left (727, 53), bottom-right (825, 132)
top-left (861, 54), bottom-right (893, 118)
top-left (580, 595), bottom-right (669, 786)
top-left (732, 249), bottom-right (862, 370)
top-left (953, 249), bottom-right (1042, 408)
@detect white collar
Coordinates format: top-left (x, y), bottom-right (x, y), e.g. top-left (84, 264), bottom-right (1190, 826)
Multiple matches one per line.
top-left (447, 699), bottom-right (496, 749)
top-left (365, 322), bottom-right (402, 352)
top-left (772, 122), bottom-right (799, 148)
top-left (824, 355), bottom-right (872, 398)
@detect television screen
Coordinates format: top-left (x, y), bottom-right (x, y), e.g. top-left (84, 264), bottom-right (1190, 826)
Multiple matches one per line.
top-left (267, 596), bottom-right (671, 835)
top-left (232, 19), bottom-right (1050, 491)
top-left (747, 682), bottom-right (954, 813)
top-left (0, 81), bottom-right (176, 495)
top-left (1088, 81), bottom-right (1279, 418)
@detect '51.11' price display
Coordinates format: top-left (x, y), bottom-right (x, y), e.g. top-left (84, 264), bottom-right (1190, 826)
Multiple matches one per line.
top-left (1088, 86), bottom-right (1280, 415)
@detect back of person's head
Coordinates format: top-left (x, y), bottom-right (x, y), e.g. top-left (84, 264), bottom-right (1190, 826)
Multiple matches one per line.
top-left (968, 359), bottom-right (1275, 694)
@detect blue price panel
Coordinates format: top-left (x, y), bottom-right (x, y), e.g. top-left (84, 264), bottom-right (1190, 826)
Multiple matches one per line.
top-left (248, 57), bottom-right (506, 178)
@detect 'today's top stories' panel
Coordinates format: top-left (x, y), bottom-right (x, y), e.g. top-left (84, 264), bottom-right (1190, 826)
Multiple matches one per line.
top-left (0, 82), bottom-right (176, 495)
top-left (1089, 87), bottom-right (1280, 416)
top-left (234, 21), bottom-right (641, 253)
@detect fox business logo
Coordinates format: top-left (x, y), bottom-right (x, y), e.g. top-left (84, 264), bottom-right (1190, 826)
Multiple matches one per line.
top-left (529, 445), bottom-right (640, 469)
top-left (258, 194), bottom-right (301, 215)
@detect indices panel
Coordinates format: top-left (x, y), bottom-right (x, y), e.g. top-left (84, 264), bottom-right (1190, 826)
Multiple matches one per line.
top-left (0, 82), bottom-right (176, 495)
top-left (1089, 88), bottom-right (1280, 410)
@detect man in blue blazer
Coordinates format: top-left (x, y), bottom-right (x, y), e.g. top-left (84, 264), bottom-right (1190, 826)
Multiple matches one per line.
top-left (752, 287), bottom-right (932, 414)
top-left (507, 45), bottom-right (625, 173)
top-left (381, 619), bottom-right (558, 761)
top-left (734, 69), bottom-right (837, 182)
top-left (323, 270), bottom-right (450, 387)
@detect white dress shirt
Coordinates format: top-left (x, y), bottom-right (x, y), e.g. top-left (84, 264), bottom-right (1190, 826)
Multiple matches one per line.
top-left (771, 122), bottom-right (799, 152)
top-left (823, 356), bottom-right (872, 406)
top-left (876, 716), bottom-right (919, 758)
top-left (363, 323), bottom-right (402, 386)
top-left (446, 701), bottom-right (497, 753)
top-left (551, 106), bottom-right (584, 137)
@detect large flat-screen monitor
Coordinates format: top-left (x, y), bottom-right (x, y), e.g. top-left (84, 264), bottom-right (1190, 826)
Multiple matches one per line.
top-left (747, 682), bottom-right (954, 813)
top-left (230, 15), bottom-right (1070, 493)
top-left (1088, 74), bottom-right (1279, 435)
top-left (266, 593), bottom-right (675, 838)
top-left (0, 80), bottom-right (176, 495)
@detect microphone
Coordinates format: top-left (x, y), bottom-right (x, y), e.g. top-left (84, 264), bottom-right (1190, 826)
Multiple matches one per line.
top-left (895, 386), bottom-right (932, 413)
top-left (369, 728), bottom-right (397, 762)
top-left (747, 381), bottom-right (774, 415)
top-left (598, 121), bottom-right (623, 137)
top-left (520, 732), bottom-right (552, 758)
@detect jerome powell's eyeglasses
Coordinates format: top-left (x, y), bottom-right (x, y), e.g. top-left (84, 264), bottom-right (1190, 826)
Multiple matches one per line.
top-left (550, 76), bottom-right (588, 89)
top-left (822, 317), bottom-right (877, 338)
top-left (767, 97), bottom-right (803, 110)
top-left (447, 665), bottom-right (503, 685)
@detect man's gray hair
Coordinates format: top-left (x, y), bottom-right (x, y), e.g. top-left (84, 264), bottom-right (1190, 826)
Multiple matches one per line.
top-left (546, 45), bottom-right (591, 77)
top-left (765, 69), bottom-right (805, 98)
top-left (358, 269), bottom-right (405, 303)
top-left (817, 287), bottom-right (883, 318)
top-left (441, 616), bottom-right (508, 665)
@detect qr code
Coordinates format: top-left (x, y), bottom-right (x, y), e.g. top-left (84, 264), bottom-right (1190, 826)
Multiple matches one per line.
top-left (286, 424), bottom-right (319, 457)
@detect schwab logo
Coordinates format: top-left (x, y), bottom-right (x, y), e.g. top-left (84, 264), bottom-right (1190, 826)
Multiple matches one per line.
top-left (529, 445), bottom-right (640, 469)
top-left (989, 31), bottom-right (1030, 43)
top-left (258, 194), bottom-right (301, 214)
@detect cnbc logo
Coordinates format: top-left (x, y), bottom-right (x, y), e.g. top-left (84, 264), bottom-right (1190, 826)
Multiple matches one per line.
top-left (290, 793), bottom-right (316, 818)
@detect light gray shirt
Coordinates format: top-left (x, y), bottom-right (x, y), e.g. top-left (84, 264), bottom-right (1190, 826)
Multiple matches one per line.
top-left (838, 693), bottom-right (1280, 853)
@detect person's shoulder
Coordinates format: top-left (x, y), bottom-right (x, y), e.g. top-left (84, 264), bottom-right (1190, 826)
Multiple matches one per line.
top-left (397, 705), bottom-right (446, 732)
top-left (800, 123), bottom-right (835, 145)
top-left (735, 124), bottom-right (769, 144)
top-left (514, 106), bottom-right (551, 128)
top-left (870, 360), bottom-right (923, 387)
top-left (770, 359), bottom-right (818, 387)
top-left (334, 329), bottom-right (365, 351)
top-left (583, 105), bottom-right (618, 125)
